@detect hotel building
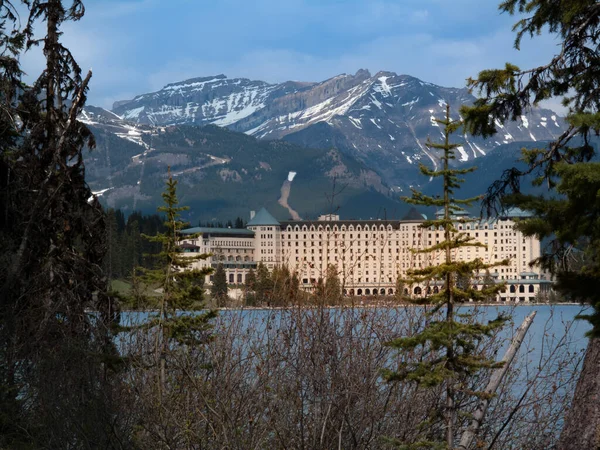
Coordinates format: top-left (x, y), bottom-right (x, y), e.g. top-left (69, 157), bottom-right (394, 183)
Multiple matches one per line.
top-left (180, 207), bottom-right (552, 302)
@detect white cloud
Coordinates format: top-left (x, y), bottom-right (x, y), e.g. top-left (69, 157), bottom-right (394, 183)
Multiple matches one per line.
top-left (145, 28), bottom-right (559, 92)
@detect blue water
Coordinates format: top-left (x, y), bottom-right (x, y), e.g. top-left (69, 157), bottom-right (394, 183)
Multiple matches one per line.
top-left (120, 304), bottom-right (592, 356)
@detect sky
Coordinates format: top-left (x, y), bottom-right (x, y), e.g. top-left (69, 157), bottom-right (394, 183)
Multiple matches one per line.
top-left (19, 0), bottom-right (564, 112)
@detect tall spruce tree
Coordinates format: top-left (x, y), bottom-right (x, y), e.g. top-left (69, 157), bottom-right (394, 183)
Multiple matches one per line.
top-left (324, 264), bottom-right (342, 305)
top-left (459, 2), bottom-right (600, 446)
top-left (136, 170), bottom-right (215, 398)
top-left (244, 267), bottom-right (257, 305)
top-left (255, 262), bottom-right (273, 305)
top-left (0, 1), bottom-right (125, 446)
top-left (211, 262), bottom-right (228, 306)
top-left (384, 106), bottom-right (508, 449)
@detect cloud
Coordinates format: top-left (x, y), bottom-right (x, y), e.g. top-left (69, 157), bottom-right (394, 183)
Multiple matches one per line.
top-left (144, 26), bottom-right (559, 92)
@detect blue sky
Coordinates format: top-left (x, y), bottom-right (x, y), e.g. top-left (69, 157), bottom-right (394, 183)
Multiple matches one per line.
top-left (20, 0), bottom-right (563, 111)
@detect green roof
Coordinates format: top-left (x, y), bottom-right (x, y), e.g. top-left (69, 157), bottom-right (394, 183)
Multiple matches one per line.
top-left (180, 227), bottom-right (254, 236)
top-left (247, 208), bottom-right (280, 226)
top-left (402, 207), bottom-right (425, 221)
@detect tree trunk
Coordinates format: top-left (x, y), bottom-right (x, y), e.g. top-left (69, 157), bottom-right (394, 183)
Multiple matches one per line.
top-left (557, 337), bottom-right (600, 450)
top-left (457, 311), bottom-right (536, 450)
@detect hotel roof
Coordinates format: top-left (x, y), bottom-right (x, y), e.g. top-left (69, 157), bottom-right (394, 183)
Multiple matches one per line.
top-left (180, 227), bottom-right (254, 236)
top-left (247, 207), bottom-right (280, 226)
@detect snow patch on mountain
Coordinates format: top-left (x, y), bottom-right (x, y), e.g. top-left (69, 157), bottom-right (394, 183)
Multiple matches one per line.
top-left (402, 98), bottom-right (419, 107)
top-left (92, 187), bottom-right (113, 197)
top-left (123, 106), bottom-right (145, 120)
top-left (162, 77), bottom-right (223, 93)
top-left (375, 76), bottom-right (393, 97)
top-left (348, 117), bottom-right (362, 129)
top-left (520, 115), bottom-right (529, 128)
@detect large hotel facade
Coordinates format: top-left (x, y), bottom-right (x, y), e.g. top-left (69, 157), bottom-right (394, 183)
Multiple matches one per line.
top-left (181, 207), bottom-right (553, 302)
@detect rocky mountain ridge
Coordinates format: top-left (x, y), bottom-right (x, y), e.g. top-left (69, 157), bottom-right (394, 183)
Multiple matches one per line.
top-left (111, 70), bottom-right (567, 188)
top-left (80, 107), bottom-right (403, 222)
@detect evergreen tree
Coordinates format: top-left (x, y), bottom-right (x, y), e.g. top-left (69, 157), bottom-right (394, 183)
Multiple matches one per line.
top-left (384, 106), bottom-right (508, 449)
top-left (102, 209), bottom-right (167, 280)
top-left (460, 2), bottom-right (600, 444)
top-left (394, 276), bottom-right (406, 302)
top-left (255, 263), bottom-right (273, 305)
top-left (245, 267), bottom-right (256, 290)
top-left (0, 1), bottom-right (125, 446)
top-left (324, 264), bottom-right (342, 304)
top-left (136, 170), bottom-right (215, 398)
top-left (105, 208), bottom-right (123, 279)
top-left (461, 0), bottom-right (600, 332)
top-left (124, 218), bottom-right (142, 274)
top-left (455, 272), bottom-right (471, 293)
top-left (481, 270), bottom-right (496, 302)
top-left (314, 277), bottom-right (325, 303)
top-left (245, 268), bottom-right (257, 306)
top-left (271, 265), bottom-right (292, 306)
top-left (211, 263), bottom-right (228, 306)
top-left (289, 271), bottom-right (301, 303)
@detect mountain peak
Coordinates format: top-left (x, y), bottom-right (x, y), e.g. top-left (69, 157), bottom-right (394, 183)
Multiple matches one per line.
top-left (373, 70), bottom-right (397, 78)
top-left (110, 70), bottom-right (567, 189)
top-left (355, 68), bottom-right (371, 78)
top-left (163, 74), bottom-right (228, 90)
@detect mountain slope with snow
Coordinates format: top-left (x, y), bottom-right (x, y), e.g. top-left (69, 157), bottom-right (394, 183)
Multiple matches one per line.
top-left (110, 69), bottom-right (567, 189)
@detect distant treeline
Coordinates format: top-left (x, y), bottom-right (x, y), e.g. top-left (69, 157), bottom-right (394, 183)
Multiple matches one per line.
top-left (104, 208), bottom-right (247, 279)
top-left (198, 217), bottom-right (246, 229)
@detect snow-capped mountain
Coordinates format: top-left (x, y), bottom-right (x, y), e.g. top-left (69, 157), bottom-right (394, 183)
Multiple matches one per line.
top-left (110, 69), bottom-right (567, 188)
top-left (112, 74), bottom-right (314, 127)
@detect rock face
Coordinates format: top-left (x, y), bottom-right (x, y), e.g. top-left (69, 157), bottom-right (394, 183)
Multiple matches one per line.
top-left (79, 108), bottom-right (403, 222)
top-left (112, 70), bottom-right (567, 188)
top-left (557, 338), bottom-right (600, 450)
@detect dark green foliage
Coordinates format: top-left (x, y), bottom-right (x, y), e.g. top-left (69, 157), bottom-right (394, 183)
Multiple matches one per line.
top-left (104, 208), bottom-right (166, 279)
top-left (0, 1), bottom-right (126, 446)
top-left (242, 265), bottom-right (304, 306)
top-left (198, 216), bottom-right (247, 228)
top-left (135, 172), bottom-right (215, 339)
top-left (324, 264), bottom-right (342, 305)
top-left (270, 265), bottom-right (288, 306)
top-left (395, 277), bottom-right (407, 302)
top-left (254, 263), bottom-right (273, 304)
top-left (244, 268), bottom-right (257, 306)
top-left (211, 263), bottom-right (228, 306)
top-left (245, 267), bottom-right (256, 290)
top-left (384, 106), bottom-right (507, 448)
top-left (290, 271), bottom-right (301, 302)
top-left (461, 0), bottom-right (600, 336)
top-left (271, 265), bottom-right (304, 306)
